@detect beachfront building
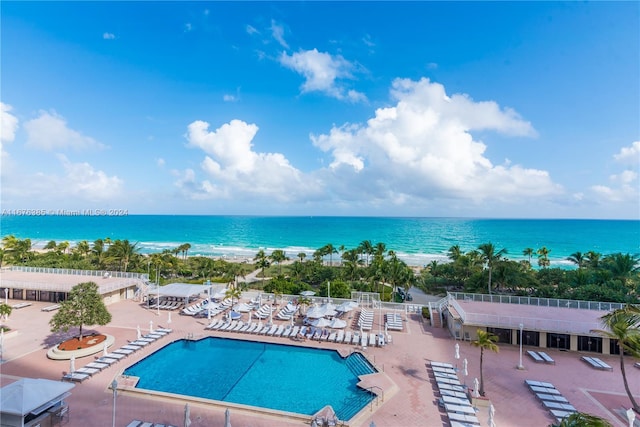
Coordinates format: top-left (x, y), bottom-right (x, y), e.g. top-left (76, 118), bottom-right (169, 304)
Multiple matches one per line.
top-left (433, 292), bottom-right (628, 355)
top-left (0, 266), bottom-right (146, 306)
top-left (0, 378), bottom-right (75, 427)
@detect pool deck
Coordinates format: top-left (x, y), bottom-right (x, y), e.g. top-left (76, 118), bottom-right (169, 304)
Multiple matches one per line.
top-left (1, 298), bottom-right (639, 427)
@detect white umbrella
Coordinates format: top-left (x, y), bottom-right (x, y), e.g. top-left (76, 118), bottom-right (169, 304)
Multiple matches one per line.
top-left (0, 328), bottom-right (4, 359)
top-left (149, 320), bottom-right (154, 333)
top-left (70, 355), bottom-right (75, 373)
top-left (103, 342), bottom-right (108, 356)
top-left (488, 403), bottom-right (496, 427)
top-left (248, 312), bottom-right (252, 324)
top-left (311, 420), bottom-right (318, 427)
top-left (137, 325), bottom-right (141, 340)
top-left (300, 290), bottom-right (315, 297)
top-left (306, 305), bottom-right (325, 319)
top-left (184, 403), bottom-right (191, 427)
top-left (168, 312), bottom-right (172, 324)
top-left (312, 318), bottom-right (332, 328)
top-left (462, 358), bottom-right (468, 377)
top-left (328, 318), bottom-right (347, 329)
top-left (473, 378), bottom-right (480, 398)
top-left (224, 408), bottom-right (231, 427)
top-left (454, 343), bottom-right (460, 361)
top-left (627, 408), bottom-right (636, 427)
top-left (337, 301), bottom-right (358, 312)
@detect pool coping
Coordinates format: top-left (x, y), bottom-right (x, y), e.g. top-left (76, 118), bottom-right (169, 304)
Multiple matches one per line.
top-left (114, 335), bottom-right (398, 425)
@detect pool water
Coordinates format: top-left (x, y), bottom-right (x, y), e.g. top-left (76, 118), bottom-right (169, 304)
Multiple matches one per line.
top-left (123, 338), bottom-right (376, 420)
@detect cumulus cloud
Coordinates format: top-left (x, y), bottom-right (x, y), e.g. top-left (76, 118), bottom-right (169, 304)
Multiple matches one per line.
top-left (1, 102), bottom-right (18, 145)
top-left (56, 155), bottom-right (123, 199)
top-left (590, 141), bottom-right (640, 204)
top-left (270, 20), bottom-right (289, 49)
top-left (279, 49), bottom-right (366, 102)
top-left (103, 32), bottom-right (116, 40)
top-left (180, 119), bottom-right (321, 202)
top-left (311, 77), bottom-right (554, 204)
top-left (246, 24), bottom-right (259, 36)
top-left (613, 141), bottom-right (640, 165)
top-left (24, 110), bottom-right (105, 151)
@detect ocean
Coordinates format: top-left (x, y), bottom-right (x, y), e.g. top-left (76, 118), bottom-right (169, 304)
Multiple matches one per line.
top-left (1, 216), bottom-right (638, 267)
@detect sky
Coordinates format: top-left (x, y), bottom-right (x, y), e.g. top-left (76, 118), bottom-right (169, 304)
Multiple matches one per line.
top-left (1, 1), bottom-right (639, 219)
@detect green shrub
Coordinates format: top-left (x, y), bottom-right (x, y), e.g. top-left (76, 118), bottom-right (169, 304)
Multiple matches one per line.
top-left (422, 307), bottom-right (431, 319)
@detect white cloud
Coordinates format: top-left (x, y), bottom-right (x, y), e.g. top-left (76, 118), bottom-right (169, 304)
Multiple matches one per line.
top-left (24, 110), bottom-right (105, 151)
top-left (279, 49), bottom-right (367, 102)
top-left (223, 94), bottom-right (237, 102)
top-left (180, 119), bottom-right (322, 202)
top-left (270, 20), bottom-right (289, 49)
top-left (311, 77), bottom-right (555, 204)
top-left (103, 32), bottom-right (115, 40)
top-left (613, 141), bottom-right (640, 165)
top-left (1, 102), bottom-right (19, 144)
top-left (184, 23), bottom-right (193, 32)
top-left (246, 24), bottom-right (260, 36)
top-left (2, 155), bottom-right (123, 203)
top-left (157, 158), bottom-right (165, 167)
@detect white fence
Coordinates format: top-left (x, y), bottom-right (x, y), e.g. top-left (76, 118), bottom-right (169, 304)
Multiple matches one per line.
top-left (8, 266), bottom-right (149, 280)
top-left (448, 292), bottom-right (627, 312)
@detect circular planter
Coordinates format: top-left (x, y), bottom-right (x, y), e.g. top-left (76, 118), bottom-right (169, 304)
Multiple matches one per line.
top-left (47, 333), bottom-right (115, 360)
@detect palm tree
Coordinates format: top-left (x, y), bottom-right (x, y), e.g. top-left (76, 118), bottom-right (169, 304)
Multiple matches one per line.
top-left (74, 240), bottom-right (91, 258)
top-left (324, 243), bottom-right (338, 267)
top-left (225, 285), bottom-right (242, 308)
top-left (471, 329), bottom-right (499, 396)
top-left (270, 250), bottom-right (287, 275)
top-left (297, 252), bottom-right (306, 262)
top-left (567, 252), bottom-right (586, 269)
top-left (585, 251), bottom-right (602, 269)
top-left (448, 245), bottom-right (462, 261)
top-left (44, 240), bottom-right (58, 251)
top-left (253, 250), bottom-right (270, 285)
top-left (359, 240), bottom-right (373, 266)
top-left (478, 243), bottom-right (507, 295)
top-left (522, 247), bottom-right (534, 265)
top-left (537, 246), bottom-right (551, 268)
top-left (0, 303), bottom-right (12, 324)
top-left (603, 253), bottom-right (640, 286)
top-left (551, 412), bottom-right (613, 427)
top-left (91, 239), bottom-right (106, 269)
top-left (590, 305), bottom-right (640, 413)
top-left (110, 240), bottom-right (139, 272)
top-left (427, 260), bottom-right (440, 287)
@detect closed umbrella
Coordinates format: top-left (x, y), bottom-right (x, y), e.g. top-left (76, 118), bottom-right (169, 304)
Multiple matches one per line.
top-left (137, 325), bottom-right (141, 340)
top-left (473, 378), bottom-right (480, 398)
top-left (454, 343), bottom-right (460, 360)
top-left (184, 403), bottom-right (191, 427)
top-left (627, 408), bottom-right (636, 427)
top-left (149, 320), bottom-right (154, 334)
top-left (300, 290), bottom-right (315, 297)
top-left (103, 342), bottom-right (108, 356)
top-left (488, 403), bottom-right (496, 427)
top-left (168, 312), bottom-right (172, 324)
top-left (224, 408), bottom-right (232, 427)
top-left (70, 355), bottom-right (75, 373)
top-left (462, 358), bottom-right (468, 384)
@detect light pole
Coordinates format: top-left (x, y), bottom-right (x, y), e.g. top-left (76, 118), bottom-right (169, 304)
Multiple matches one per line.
top-left (517, 323), bottom-right (524, 370)
top-left (111, 379), bottom-right (118, 427)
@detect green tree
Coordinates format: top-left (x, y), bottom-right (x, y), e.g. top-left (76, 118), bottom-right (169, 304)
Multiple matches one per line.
top-left (297, 252), bottom-right (307, 262)
top-left (448, 245), bottom-right (462, 261)
top-left (49, 282), bottom-right (112, 340)
top-left (254, 249), bottom-right (270, 285)
top-left (590, 305), bottom-right (640, 413)
top-left (567, 251), bottom-right (586, 269)
top-left (522, 247), bottom-right (534, 265)
top-left (0, 303), bottom-right (12, 324)
top-left (270, 250), bottom-right (288, 274)
top-left (550, 412), bottom-right (613, 427)
top-left (603, 253), bottom-right (640, 286)
top-left (471, 329), bottom-right (499, 396)
top-left (109, 239), bottom-right (139, 272)
top-left (537, 246), bottom-right (551, 268)
top-left (585, 251), bottom-right (602, 269)
top-left (324, 243), bottom-right (338, 267)
top-left (359, 240), bottom-right (374, 266)
top-left (44, 240), bottom-right (58, 251)
top-left (225, 285), bottom-right (242, 308)
top-left (478, 243), bottom-right (507, 295)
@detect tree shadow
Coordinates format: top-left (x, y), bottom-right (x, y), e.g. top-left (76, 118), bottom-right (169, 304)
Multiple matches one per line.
top-left (42, 327), bottom-right (100, 348)
top-left (398, 365), bottom-right (428, 381)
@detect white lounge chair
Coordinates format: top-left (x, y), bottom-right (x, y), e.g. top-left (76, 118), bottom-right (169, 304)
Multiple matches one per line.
top-left (344, 331), bottom-right (352, 344)
top-left (335, 330), bottom-right (344, 343)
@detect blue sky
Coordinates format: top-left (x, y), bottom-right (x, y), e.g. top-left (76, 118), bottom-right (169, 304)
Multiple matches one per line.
top-left (1, 1), bottom-right (638, 219)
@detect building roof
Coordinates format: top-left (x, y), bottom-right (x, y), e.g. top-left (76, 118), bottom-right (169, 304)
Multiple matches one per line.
top-left (0, 267), bottom-right (144, 294)
top-left (147, 282), bottom-right (215, 299)
top-left (1, 378), bottom-right (75, 417)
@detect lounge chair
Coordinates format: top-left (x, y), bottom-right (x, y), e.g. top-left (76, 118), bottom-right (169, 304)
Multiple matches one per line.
top-left (280, 325), bottom-right (291, 337)
top-left (361, 332), bottom-right (368, 347)
top-left (62, 372), bottom-right (90, 382)
top-left (328, 331), bottom-right (336, 342)
top-left (259, 324), bottom-right (271, 335)
top-left (527, 350), bottom-right (544, 363)
top-left (352, 332), bottom-right (360, 345)
top-left (635, 362), bottom-right (640, 369)
top-left (306, 327), bottom-right (316, 340)
top-left (289, 326), bottom-right (299, 338)
top-left (369, 332), bottom-right (376, 347)
top-left (126, 421), bottom-right (142, 427)
top-left (344, 331), bottom-right (352, 344)
top-left (85, 361), bottom-right (110, 370)
top-left (273, 325), bottom-right (285, 337)
top-left (581, 356), bottom-right (613, 371)
top-left (335, 330), bottom-right (344, 343)
top-left (112, 348), bottom-right (135, 356)
top-left (538, 351), bottom-right (555, 364)
top-left (74, 367), bottom-right (101, 376)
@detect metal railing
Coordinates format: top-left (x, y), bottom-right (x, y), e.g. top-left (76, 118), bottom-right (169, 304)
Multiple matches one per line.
top-left (448, 292), bottom-right (628, 312)
top-left (8, 266), bottom-right (149, 280)
top-left (0, 278), bottom-right (144, 294)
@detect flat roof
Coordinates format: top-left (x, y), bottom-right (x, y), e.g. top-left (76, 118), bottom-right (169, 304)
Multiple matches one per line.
top-left (0, 269), bottom-right (143, 294)
top-left (450, 299), bottom-right (605, 335)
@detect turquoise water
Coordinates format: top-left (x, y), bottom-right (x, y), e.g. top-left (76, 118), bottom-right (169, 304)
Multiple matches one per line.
top-left (1, 215), bottom-right (638, 266)
top-left (123, 337), bottom-right (375, 420)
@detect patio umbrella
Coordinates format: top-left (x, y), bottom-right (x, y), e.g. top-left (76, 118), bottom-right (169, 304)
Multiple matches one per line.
top-left (230, 311), bottom-right (242, 321)
top-left (224, 408), bottom-right (232, 427)
top-left (328, 318), bottom-right (347, 329)
top-left (462, 358), bottom-right (468, 378)
top-left (311, 318), bottom-right (332, 328)
top-left (306, 305), bottom-right (325, 319)
top-left (472, 378), bottom-right (480, 398)
top-left (337, 301), bottom-right (358, 312)
top-left (70, 355), bottom-right (75, 373)
top-left (300, 290), bottom-right (315, 297)
top-left (137, 325), bottom-right (141, 340)
top-left (168, 312), bottom-right (172, 324)
top-left (149, 320), bottom-right (154, 334)
top-left (103, 342), bottom-right (108, 356)
top-left (488, 403), bottom-right (496, 427)
top-left (184, 403), bottom-right (191, 427)
top-left (454, 343), bottom-right (460, 361)
top-left (627, 408), bottom-right (636, 427)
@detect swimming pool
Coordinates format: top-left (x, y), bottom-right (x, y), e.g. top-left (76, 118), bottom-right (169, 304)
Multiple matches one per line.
top-left (123, 337), bottom-right (376, 420)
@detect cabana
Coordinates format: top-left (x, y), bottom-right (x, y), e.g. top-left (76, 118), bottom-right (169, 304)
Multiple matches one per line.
top-left (146, 283), bottom-right (218, 308)
top-left (0, 378), bottom-right (75, 427)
